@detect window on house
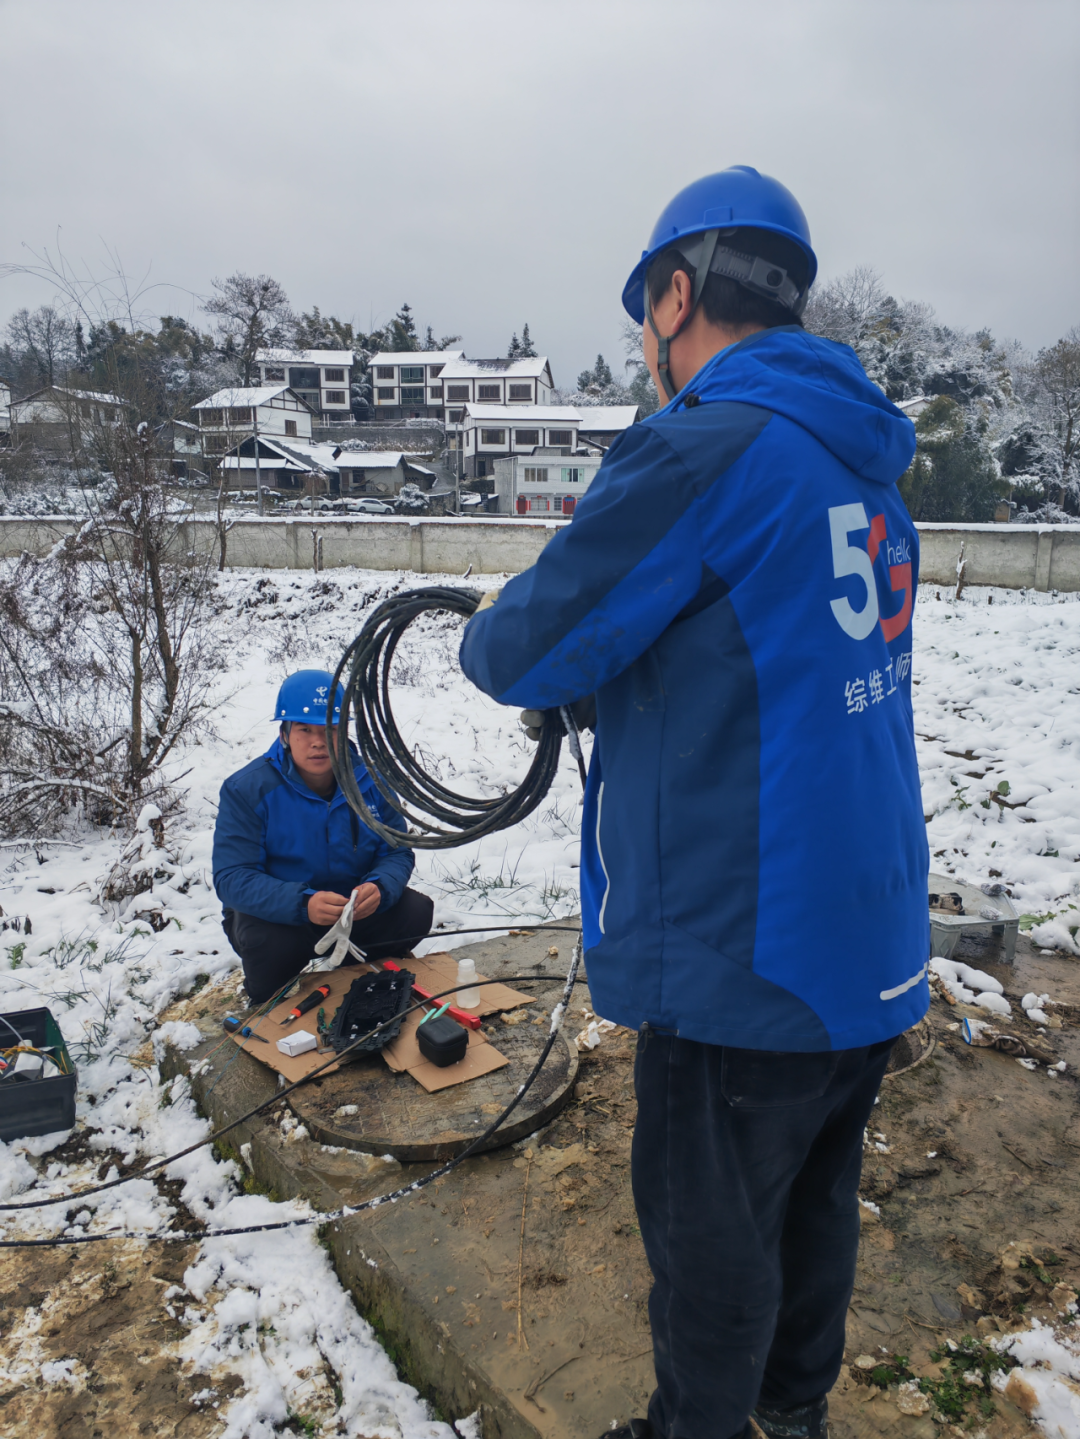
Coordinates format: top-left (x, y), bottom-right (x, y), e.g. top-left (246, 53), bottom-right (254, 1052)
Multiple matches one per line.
top-left (429, 385), bottom-right (443, 398)
top-left (325, 390), bottom-right (346, 404)
top-left (561, 467), bottom-right (587, 484)
top-left (289, 367), bottom-right (320, 389)
top-left (477, 384), bottom-right (500, 400)
top-left (509, 383), bottom-right (532, 400)
top-left (377, 387), bottom-right (396, 401)
top-left (523, 467), bottom-right (548, 483)
top-left (480, 429), bottom-right (506, 445)
top-left (400, 386), bottom-right (424, 402)
top-left (285, 420), bottom-right (297, 436)
top-left (528, 495), bottom-right (550, 511)
top-left (429, 364), bottom-right (444, 378)
top-left (80, 402), bottom-right (92, 419)
top-left (400, 366), bottom-right (424, 383)
top-left (200, 409), bottom-right (223, 426)
top-left (515, 429), bottom-right (539, 446)
top-left (324, 368), bottom-right (345, 382)
top-left (265, 366), bottom-right (285, 381)
top-left (376, 366), bottom-right (394, 380)
top-left (549, 430), bottom-right (573, 446)
top-left (447, 384), bottom-right (469, 400)
top-left (447, 408), bottom-right (463, 422)
top-left (228, 407), bottom-right (252, 424)
top-left (204, 435), bottom-right (229, 453)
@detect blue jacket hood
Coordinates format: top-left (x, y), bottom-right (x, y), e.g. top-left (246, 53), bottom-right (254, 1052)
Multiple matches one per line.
top-left (670, 326), bottom-right (916, 485)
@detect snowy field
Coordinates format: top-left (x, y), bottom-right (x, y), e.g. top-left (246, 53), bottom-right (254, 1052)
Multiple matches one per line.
top-left (0, 567), bottom-right (1078, 1437)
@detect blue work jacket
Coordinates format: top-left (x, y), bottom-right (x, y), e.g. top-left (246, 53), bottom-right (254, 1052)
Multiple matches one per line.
top-left (460, 326), bottom-right (930, 1052)
top-left (212, 738), bottom-right (414, 926)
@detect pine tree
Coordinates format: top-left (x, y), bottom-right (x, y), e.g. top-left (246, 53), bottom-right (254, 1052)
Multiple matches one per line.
top-left (507, 332), bottom-right (522, 360)
top-left (387, 303), bottom-right (418, 352)
top-left (519, 323), bottom-right (537, 358)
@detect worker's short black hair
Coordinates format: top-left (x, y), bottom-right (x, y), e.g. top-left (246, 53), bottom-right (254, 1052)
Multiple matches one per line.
top-left (646, 226), bottom-right (808, 331)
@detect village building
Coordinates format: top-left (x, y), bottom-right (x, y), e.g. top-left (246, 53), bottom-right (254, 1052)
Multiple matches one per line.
top-left (193, 387), bottom-right (315, 460)
top-left (574, 405), bottom-right (642, 449)
top-left (254, 349), bottom-right (355, 423)
top-left (218, 435), bottom-right (438, 501)
top-left (0, 376), bottom-right (11, 443)
top-left (366, 350), bottom-right (464, 420)
top-left (456, 404), bottom-right (582, 478)
top-left (491, 451), bottom-right (604, 516)
top-left (8, 385), bottom-right (128, 450)
top-left (368, 351), bottom-right (556, 422)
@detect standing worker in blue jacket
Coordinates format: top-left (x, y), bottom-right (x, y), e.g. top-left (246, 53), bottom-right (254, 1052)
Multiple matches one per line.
top-left (213, 670), bottom-right (433, 1003)
top-left (459, 167), bottom-right (930, 1439)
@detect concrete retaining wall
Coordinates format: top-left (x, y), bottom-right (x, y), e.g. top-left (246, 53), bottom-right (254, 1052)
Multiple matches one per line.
top-left (0, 514), bottom-right (562, 576)
top-left (3, 515), bottom-right (1080, 588)
top-left (916, 523), bottom-right (1080, 592)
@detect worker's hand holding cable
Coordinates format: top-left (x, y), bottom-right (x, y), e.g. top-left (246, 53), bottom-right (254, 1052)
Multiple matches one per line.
top-left (519, 694), bottom-right (597, 742)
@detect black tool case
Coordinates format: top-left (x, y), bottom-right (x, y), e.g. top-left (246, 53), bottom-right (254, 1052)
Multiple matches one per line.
top-left (0, 1007), bottom-right (78, 1142)
top-left (416, 1013), bottom-right (468, 1068)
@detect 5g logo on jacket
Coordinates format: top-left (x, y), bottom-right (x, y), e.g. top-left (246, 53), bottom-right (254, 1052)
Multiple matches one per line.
top-left (827, 503), bottom-right (913, 643)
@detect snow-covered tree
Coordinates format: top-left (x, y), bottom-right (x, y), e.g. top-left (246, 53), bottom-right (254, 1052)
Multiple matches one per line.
top-left (898, 396), bottom-right (1003, 522)
top-left (508, 323), bottom-right (537, 359)
top-left (204, 273), bottom-right (293, 384)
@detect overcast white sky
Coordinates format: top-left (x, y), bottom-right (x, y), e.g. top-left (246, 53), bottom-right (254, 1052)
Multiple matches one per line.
top-left (2, 0), bottom-right (1077, 387)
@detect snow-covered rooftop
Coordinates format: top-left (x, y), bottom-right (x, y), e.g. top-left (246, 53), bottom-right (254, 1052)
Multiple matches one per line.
top-left (575, 406), bottom-right (641, 431)
top-left (462, 404), bottom-right (580, 423)
top-left (256, 348), bottom-right (355, 365)
top-left (195, 387), bottom-right (291, 410)
top-left (13, 385), bottom-right (127, 408)
top-left (440, 355), bottom-right (550, 379)
top-left (368, 350), bottom-right (464, 366)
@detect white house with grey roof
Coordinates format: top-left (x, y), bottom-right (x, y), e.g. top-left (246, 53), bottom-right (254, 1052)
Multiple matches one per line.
top-left (255, 349), bottom-right (355, 422)
top-left (369, 350), bottom-right (555, 422)
top-left (193, 386), bottom-right (314, 461)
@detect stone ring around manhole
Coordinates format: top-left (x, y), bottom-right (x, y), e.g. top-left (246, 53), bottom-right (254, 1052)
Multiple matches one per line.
top-left (289, 1022), bottom-right (579, 1162)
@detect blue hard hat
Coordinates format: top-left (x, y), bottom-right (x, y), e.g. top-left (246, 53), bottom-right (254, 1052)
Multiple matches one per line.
top-left (621, 165), bottom-right (818, 324)
top-left (273, 670), bottom-right (342, 724)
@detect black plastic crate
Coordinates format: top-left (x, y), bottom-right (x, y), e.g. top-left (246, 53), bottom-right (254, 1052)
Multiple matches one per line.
top-left (0, 1007), bottom-right (78, 1142)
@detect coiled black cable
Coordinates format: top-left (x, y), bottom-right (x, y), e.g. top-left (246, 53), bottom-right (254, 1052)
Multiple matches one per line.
top-left (328, 587), bottom-right (567, 847)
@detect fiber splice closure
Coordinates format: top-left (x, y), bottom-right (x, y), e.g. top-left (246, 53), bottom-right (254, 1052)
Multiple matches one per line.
top-left (621, 165), bottom-right (817, 401)
top-left (328, 586), bottom-right (574, 847)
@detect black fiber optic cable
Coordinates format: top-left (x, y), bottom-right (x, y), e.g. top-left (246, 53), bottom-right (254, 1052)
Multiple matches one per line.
top-left (328, 587), bottom-right (571, 847)
top-left (0, 942), bottom-right (583, 1248)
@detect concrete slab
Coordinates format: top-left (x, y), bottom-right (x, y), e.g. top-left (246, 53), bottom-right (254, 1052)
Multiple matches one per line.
top-left (163, 927), bottom-right (656, 1439)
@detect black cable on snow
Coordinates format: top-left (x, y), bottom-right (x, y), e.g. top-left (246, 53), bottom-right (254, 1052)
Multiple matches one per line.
top-left (0, 939), bottom-right (583, 1249)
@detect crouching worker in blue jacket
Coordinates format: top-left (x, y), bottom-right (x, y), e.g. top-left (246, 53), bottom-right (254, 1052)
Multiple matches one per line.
top-left (460, 168), bottom-right (931, 1439)
top-left (212, 669), bottom-right (433, 1004)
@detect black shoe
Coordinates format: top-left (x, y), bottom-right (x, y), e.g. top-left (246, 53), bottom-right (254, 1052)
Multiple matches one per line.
top-left (601, 1422), bottom-right (652, 1439)
top-left (752, 1397), bottom-right (828, 1439)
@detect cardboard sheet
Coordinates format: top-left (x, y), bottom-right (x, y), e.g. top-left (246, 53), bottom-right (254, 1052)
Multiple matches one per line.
top-left (228, 954), bottom-right (518, 1091)
top-left (406, 952), bottom-right (535, 1017)
top-left (227, 964), bottom-right (363, 1083)
top-left (381, 1007), bottom-right (508, 1092)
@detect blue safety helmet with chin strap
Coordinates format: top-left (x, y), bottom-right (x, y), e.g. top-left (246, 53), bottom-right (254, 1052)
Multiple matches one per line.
top-left (622, 166), bottom-right (818, 400)
top-left (273, 669), bottom-right (343, 725)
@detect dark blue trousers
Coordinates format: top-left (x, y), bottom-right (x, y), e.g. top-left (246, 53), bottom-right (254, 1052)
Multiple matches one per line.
top-left (631, 1029), bottom-right (896, 1439)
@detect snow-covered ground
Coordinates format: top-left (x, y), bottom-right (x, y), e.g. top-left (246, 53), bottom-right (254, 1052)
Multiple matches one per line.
top-left (0, 569), bottom-right (1078, 1437)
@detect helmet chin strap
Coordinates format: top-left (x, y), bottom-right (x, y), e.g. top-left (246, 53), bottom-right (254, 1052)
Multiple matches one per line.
top-left (644, 228), bottom-right (720, 402)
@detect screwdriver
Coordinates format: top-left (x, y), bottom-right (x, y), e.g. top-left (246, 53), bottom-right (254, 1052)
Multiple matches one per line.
top-left (280, 984), bottom-right (332, 1025)
top-left (223, 1016), bottom-right (269, 1043)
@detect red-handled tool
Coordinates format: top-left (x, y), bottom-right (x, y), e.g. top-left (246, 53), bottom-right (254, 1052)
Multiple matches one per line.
top-left (281, 984), bottom-right (332, 1025)
top-left (382, 960), bottom-right (482, 1030)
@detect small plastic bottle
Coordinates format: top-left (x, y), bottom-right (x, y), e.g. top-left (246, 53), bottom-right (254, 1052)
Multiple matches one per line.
top-left (456, 957), bottom-right (480, 1009)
